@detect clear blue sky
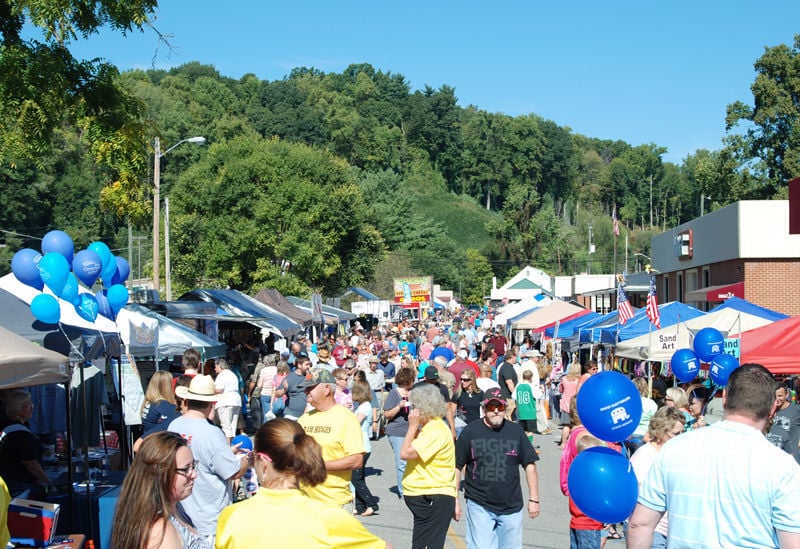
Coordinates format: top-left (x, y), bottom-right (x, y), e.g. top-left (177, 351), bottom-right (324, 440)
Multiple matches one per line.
top-left (67, 1), bottom-right (800, 163)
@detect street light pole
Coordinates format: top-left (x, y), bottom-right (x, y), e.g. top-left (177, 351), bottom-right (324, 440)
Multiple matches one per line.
top-left (152, 136), bottom-right (206, 299)
top-left (153, 136), bottom-right (161, 295)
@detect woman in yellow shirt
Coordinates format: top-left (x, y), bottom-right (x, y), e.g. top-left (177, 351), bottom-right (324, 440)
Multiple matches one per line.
top-left (400, 384), bottom-right (456, 549)
top-left (215, 418), bottom-right (391, 549)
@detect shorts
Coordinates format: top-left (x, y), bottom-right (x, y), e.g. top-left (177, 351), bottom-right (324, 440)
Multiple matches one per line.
top-left (216, 405), bottom-right (241, 438)
top-left (519, 419), bottom-right (537, 433)
top-left (559, 411), bottom-right (572, 426)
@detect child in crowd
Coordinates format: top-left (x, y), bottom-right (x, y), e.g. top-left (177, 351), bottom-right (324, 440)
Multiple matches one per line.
top-left (515, 369), bottom-right (538, 446)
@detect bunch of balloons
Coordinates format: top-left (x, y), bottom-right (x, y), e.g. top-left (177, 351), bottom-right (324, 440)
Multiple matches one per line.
top-left (568, 371), bottom-right (641, 524)
top-left (11, 230), bottom-right (130, 325)
top-left (669, 327), bottom-right (739, 386)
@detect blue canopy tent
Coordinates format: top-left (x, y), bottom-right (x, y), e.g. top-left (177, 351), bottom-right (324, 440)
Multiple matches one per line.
top-left (544, 311), bottom-right (601, 338)
top-left (598, 302), bottom-right (705, 344)
top-left (563, 309), bottom-right (636, 350)
top-left (709, 296), bottom-right (788, 322)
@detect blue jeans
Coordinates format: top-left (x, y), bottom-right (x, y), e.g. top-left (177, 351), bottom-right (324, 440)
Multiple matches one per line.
top-left (465, 499), bottom-right (523, 549)
top-left (570, 528), bottom-right (601, 549)
top-left (652, 530), bottom-right (667, 549)
top-left (387, 434), bottom-right (407, 498)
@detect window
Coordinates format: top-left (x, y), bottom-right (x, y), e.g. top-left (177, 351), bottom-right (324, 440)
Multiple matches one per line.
top-left (662, 275), bottom-right (669, 302)
top-left (677, 273), bottom-right (683, 303)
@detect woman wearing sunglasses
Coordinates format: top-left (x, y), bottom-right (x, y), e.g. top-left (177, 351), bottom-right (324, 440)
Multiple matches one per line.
top-left (215, 418), bottom-right (390, 548)
top-left (111, 431), bottom-right (210, 549)
top-left (451, 369), bottom-right (484, 436)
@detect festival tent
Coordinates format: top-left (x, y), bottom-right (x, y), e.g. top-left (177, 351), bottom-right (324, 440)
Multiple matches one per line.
top-left (563, 309), bottom-right (633, 349)
top-left (180, 289), bottom-right (302, 338)
top-left (709, 296), bottom-right (788, 322)
top-left (116, 304), bottom-right (227, 358)
top-left (0, 277), bottom-right (120, 359)
top-left (254, 288), bottom-right (313, 327)
top-left (494, 295), bottom-right (550, 327)
top-left (740, 316), bottom-right (800, 375)
top-left (511, 300), bottom-right (586, 330)
top-left (0, 326), bottom-right (69, 389)
top-left (598, 302), bottom-right (705, 344)
top-left (540, 309), bottom-right (598, 337)
top-left (286, 296), bottom-right (357, 324)
top-left (615, 307), bottom-right (775, 362)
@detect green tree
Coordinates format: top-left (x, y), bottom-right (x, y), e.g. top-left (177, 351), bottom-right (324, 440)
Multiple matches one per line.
top-left (170, 136), bottom-right (384, 295)
top-left (0, 0), bottom-right (157, 221)
top-left (726, 35), bottom-right (800, 191)
top-left (462, 249), bottom-right (493, 305)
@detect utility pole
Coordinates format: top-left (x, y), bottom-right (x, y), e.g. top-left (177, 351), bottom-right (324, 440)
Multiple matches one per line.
top-left (649, 174), bottom-right (653, 229)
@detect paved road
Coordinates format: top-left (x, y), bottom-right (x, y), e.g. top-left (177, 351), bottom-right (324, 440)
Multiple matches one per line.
top-left (353, 426), bottom-right (628, 548)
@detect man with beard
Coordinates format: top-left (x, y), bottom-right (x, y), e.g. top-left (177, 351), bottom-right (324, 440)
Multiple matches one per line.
top-left (454, 387), bottom-right (540, 549)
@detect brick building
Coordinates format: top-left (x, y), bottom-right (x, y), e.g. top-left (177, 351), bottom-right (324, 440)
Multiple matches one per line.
top-left (651, 200), bottom-right (800, 315)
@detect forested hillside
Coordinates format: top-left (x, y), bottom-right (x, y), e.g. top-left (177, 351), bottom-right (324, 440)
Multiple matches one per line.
top-left (3, 22), bottom-right (799, 303)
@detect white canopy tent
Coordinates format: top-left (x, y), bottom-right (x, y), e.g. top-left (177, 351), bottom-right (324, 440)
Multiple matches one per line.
top-left (0, 326), bottom-right (69, 389)
top-left (494, 296), bottom-right (551, 327)
top-left (614, 307), bottom-right (774, 362)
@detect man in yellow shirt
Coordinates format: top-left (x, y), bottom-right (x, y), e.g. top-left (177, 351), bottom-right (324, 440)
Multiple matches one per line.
top-left (298, 368), bottom-right (365, 512)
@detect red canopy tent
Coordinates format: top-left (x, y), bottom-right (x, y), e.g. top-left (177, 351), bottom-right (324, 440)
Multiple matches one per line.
top-left (740, 315), bottom-right (800, 375)
top-left (533, 308), bottom-right (592, 334)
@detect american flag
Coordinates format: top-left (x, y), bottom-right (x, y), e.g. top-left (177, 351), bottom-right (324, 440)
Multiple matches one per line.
top-left (612, 204), bottom-right (620, 237)
top-left (617, 282), bottom-right (635, 324)
top-left (646, 274), bottom-right (661, 328)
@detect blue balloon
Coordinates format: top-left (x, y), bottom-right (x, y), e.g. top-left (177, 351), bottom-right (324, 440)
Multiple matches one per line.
top-left (576, 371), bottom-right (642, 443)
top-left (11, 248), bottom-right (44, 290)
top-left (567, 447), bottom-right (639, 524)
top-left (710, 353), bottom-right (739, 386)
top-left (60, 273), bottom-right (80, 305)
top-left (30, 293), bottom-right (60, 324)
top-left (72, 249), bottom-right (102, 287)
top-left (670, 348), bottom-right (700, 383)
top-left (113, 256), bottom-right (131, 285)
top-left (74, 293), bottom-right (99, 323)
top-left (232, 435), bottom-right (253, 451)
top-left (100, 256), bottom-right (117, 288)
top-left (41, 230), bottom-right (74, 264)
top-left (96, 289), bottom-right (114, 319)
top-left (38, 252), bottom-right (70, 296)
top-left (693, 327), bottom-right (725, 363)
top-left (107, 284), bottom-right (129, 313)
top-left (87, 241), bottom-right (113, 280)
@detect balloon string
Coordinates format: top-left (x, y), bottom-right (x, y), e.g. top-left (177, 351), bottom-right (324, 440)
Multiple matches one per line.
top-left (58, 322), bottom-right (85, 362)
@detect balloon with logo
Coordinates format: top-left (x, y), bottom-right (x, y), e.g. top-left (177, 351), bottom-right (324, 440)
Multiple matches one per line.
top-left (38, 252), bottom-right (70, 296)
top-left (107, 284), bottom-right (129, 314)
top-left (11, 248), bottom-right (44, 290)
top-left (60, 273), bottom-right (80, 305)
top-left (670, 348), bottom-right (700, 383)
top-left (41, 230), bottom-right (74, 264)
top-left (31, 294), bottom-right (60, 324)
top-left (567, 446), bottom-right (639, 523)
top-left (74, 293), bottom-right (99, 323)
top-left (576, 370), bottom-right (642, 443)
top-left (95, 289), bottom-right (114, 319)
top-left (72, 249), bottom-right (102, 287)
top-left (112, 256), bottom-right (131, 286)
top-left (693, 327), bottom-right (724, 363)
top-left (710, 353), bottom-right (739, 386)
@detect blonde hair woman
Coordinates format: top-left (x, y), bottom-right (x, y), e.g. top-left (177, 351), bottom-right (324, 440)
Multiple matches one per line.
top-left (141, 371), bottom-right (179, 434)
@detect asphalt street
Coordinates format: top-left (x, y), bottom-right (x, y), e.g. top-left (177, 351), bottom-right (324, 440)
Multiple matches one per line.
top-left (352, 424), bottom-right (628, 548)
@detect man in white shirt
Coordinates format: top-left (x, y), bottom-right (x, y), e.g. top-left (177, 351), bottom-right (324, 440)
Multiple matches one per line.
top-left (214, 358), bottom-right (242, 442)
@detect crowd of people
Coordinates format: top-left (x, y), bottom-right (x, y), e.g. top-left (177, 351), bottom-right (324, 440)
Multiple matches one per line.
top-left (0, 303), bottom-right (796, 548)
top-left (72, 309), bottom-right (800, 548)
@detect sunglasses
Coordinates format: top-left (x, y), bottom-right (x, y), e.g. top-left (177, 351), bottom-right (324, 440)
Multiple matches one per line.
top-left (485, 402), bottom-right (506, 413)
top-left (460, 378), bottom-right (472, 382)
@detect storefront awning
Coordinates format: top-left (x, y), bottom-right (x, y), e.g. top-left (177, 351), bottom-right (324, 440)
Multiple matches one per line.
top-left (685, 282), bottom-right (745, 303)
